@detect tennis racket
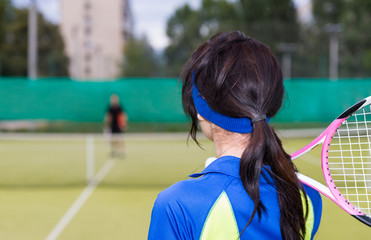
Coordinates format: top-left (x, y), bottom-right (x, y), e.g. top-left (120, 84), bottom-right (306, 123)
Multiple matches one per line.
top-left (292, 96), bottom-right (371, 227)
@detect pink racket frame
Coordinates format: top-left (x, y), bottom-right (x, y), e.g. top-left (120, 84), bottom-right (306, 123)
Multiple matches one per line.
top-left (291, 118), bottom-right (362, 216)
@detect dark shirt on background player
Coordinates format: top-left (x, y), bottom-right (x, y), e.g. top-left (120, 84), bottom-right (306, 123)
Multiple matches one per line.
top-left (107, 105), bottom-right (126, 133)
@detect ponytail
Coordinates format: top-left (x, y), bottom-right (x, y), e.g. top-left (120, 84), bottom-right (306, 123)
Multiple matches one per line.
top-left (240, 120), bottom-right (308, 239)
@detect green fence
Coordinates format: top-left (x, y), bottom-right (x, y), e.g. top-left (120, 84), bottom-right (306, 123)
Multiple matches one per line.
top-left (0, 77), bottom-right (370, 124)
top-left (0, 78), bottom-right (186, 123)
top-left (276, 79), bottom-right (371, 123)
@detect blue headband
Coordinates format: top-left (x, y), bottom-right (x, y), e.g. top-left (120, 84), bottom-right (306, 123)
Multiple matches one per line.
top-left (191, 72), bottom-right (270, 133)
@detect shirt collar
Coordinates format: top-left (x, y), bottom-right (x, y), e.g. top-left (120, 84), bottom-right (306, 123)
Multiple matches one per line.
top-left (190, 155), bottom-right (241, 178)
top-left (189, 155), bottom-right (274, 184)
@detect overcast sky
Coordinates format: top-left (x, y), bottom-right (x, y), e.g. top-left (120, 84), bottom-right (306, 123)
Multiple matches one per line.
top-left (11, 0), bottom-right (310, 50)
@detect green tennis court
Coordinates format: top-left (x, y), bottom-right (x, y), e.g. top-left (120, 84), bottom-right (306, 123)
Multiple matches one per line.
top-left (0, 134), bottom-right (369, 239)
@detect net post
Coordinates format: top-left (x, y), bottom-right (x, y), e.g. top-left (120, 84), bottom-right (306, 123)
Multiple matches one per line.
top-left (86, 135), bottom-right (95, 184)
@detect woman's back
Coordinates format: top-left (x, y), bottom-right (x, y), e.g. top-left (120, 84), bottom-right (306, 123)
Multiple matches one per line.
top-left (149, 156), bottom-right (321, 239)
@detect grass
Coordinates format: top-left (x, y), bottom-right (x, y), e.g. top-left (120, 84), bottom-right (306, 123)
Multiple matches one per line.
top-left (0, 134), bottom-right (370, 239)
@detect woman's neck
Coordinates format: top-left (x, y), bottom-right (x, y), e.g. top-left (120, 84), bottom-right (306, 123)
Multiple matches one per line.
top-left (212, 128), bottom-right (250, 158)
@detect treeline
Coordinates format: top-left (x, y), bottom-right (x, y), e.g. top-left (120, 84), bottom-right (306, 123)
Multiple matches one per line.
top-left (2, 0), bottom-right (371, 78)
top-left (0, 0), bottom-right (68, 77)
top-left (125, 0), bottom-right (371, 78)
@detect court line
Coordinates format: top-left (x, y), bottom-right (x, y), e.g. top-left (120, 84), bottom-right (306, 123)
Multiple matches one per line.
top-left (45, 159), bottom-right (115, 240)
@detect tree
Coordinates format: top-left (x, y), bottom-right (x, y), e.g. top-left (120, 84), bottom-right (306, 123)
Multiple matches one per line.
top-left (0, 0), bottom-right (12, 73)
top-left (121, 36), bottom-right (159, 77)
top-left (339, 0), bottom-right (371, 77)
top-left (238, 0), bottom-right (299, 47)
top-left (294, 0), bottom-right (344, 78)
top-left (0, 7), bottom-right (69, 77)
top-left (296, 0), bottom-right (371, 78)
top-left (37, 16), bottom-right (69, 77)
top-left (0, 0), bottom-right (11, 44)
top-left (164, 0), bottom-right (300, 77)
top-left (297, 0), bottom-right (371, 78)
top-left (164, 4), bottom-right (205, 77)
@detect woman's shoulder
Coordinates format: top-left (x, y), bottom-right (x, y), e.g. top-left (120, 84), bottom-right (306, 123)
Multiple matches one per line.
top-left (302, 183), bottom-right (322, 239)
top-left (149, 175), bottom-right (229, 239)
top-left (302, 183), bottom-right (322, 218)
top-left (156, 179), bottom-right (195, 203)
top-left (156, 175), bottom-right (212, 203)
top-left (155, 172), bottom-right (235, 211)
top-left (303, 184), bottom-right (322, 205)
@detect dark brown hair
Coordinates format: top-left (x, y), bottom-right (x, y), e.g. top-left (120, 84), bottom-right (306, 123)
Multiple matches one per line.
top-left (181, 31), bottom-right (308, 240)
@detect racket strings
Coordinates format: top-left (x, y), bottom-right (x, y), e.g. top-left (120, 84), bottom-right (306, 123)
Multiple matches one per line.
top-left (328, 105), bottom-right (371, 216)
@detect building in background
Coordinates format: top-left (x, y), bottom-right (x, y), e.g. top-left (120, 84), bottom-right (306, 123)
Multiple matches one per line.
top-left (60, 0), bottom-right (133, 80)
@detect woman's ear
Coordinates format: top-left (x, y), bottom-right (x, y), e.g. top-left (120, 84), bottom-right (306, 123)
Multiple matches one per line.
top-left (197, 113), bottom-right (205, 121)
top-left (197, 113), bottom-right (214, 141)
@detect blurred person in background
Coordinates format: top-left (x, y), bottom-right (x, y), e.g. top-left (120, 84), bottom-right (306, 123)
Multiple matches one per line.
top-left (148, 31), bottom-right (322, 239)
top-left (104, 94), bottom-right (127, 158)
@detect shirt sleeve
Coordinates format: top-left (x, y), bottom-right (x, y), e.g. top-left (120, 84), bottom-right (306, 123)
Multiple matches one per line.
top-left (148, 192), bottom-right (190, 240)
top-left (304, 185), bottom-right (322, 239)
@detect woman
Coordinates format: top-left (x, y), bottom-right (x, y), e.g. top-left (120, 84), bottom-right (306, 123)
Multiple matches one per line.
top-left (148, 31), bottom-right (322, 240)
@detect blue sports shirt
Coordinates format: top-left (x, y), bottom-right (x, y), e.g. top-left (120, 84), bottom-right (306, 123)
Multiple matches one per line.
top-left (148, 156), bottom-right (322, 240)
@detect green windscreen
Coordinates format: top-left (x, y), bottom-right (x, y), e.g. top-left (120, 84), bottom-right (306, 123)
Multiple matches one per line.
top-left (0, 77), bottom-right (370, 124)
top-left (0, 78), bottom-right (186, 123)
